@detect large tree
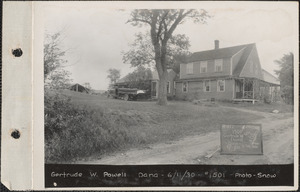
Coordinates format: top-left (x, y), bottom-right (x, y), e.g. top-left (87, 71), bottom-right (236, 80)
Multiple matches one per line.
top-left (274, 52), bottom-right (294, 104)
top-left (44, 32), bottom-right (73, 89)
top-left (171, 52), bottom-right (191, 74)
top-left (123, 9), bottom-right (210, 105)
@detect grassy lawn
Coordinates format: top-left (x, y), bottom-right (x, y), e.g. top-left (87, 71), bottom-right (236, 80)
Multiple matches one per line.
top-left (62, 89), bottom-right (263, 134)
top-left (45, 90), bottom-right (263, 163)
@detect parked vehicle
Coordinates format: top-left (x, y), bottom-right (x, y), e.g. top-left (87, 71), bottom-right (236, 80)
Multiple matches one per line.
top-left (107, 87), bottom-right (146, 101)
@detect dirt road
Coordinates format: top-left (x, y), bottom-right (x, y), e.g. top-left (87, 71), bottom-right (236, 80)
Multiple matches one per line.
top-left (79, 107), bottom-right (294, 165)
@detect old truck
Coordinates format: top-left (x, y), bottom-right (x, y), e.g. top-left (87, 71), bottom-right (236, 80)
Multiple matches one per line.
top-left (107, 87), bottom-right (146, 101)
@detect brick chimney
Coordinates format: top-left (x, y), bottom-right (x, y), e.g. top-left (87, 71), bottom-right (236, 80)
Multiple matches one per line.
top-left (214, 40), bottom-right (219, 49)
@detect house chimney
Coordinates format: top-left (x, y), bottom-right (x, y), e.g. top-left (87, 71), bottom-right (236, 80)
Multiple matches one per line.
top-left (214, 40), bottom-right (219, 49)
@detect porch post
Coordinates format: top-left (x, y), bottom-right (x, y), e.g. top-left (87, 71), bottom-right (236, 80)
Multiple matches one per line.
top-left (232, 79), bottom-right (235, 99)
top-left (252, 79), bottom-right (255, 104)
top-left (252, 79), bottom-right (254, 99)
top-left (242, 78), bottom-right (245, 98)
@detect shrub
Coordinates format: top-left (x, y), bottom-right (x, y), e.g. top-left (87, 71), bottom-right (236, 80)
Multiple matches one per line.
top-left (45, 91), bottom-right (84, 140)
top-left (281, 85), bottom-right (294, 104)
top-left (45, 91), bottom-right (142, 163)
top-left (182, 95), bottom-right (188, 101)
top-left (261, 90), bottom-right (271, 104)
top-left (167, 95), bottom-right (175, 101)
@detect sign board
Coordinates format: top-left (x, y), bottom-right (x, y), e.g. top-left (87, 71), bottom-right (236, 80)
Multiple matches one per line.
top-left (220, 124), bottom-right (263, 155)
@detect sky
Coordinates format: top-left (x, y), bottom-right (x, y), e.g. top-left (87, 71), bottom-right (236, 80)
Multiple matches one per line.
top-left (42, 1), bottom-right (298, 90)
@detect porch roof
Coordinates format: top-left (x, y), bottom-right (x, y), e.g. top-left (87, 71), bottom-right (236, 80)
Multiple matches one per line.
top-left (261, 69), bottom-right (280, 85)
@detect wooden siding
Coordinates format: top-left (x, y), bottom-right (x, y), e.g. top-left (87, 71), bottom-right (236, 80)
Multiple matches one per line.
top-left (175, 79), bottom-right (234, 101)
top-left (239, 46), bottom-right (263, 79)
top-left (232, 48), bottom-right (245, 73)
top-left (180, 58), bottom-right (231, 79)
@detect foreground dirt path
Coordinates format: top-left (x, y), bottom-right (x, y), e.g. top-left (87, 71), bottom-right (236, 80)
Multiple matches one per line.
top-left (79, 107), bottom-right (294, 165)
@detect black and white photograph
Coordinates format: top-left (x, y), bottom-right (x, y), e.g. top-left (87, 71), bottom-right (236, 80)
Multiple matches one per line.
top-left (39, 1), bottom-right (298, 189)
top-left (2, 1), bottom-right (298, 190)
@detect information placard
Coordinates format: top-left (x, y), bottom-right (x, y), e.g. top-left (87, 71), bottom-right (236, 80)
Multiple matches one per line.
top-left (220, 124), bottom-right (263, 155)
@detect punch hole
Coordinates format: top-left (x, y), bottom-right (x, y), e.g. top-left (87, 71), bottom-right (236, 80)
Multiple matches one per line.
top-left (12, 48), bottom-right (23, 57)
top-left (11, 129), bottom-right (20, 139)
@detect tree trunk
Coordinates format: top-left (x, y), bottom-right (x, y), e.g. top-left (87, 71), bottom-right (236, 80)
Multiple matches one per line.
top-left (157, 70), bottom-right (168, 105)
top-left (150, 19), bottom-right (169, 106)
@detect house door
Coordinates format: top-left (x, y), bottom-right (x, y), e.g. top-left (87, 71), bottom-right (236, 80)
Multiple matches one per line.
top-left (235, 79), bottom-right (243, 99)
top-left (151, 81), bottom-right (157, 97)
top-left (244, 79), bottom-right (254, 99)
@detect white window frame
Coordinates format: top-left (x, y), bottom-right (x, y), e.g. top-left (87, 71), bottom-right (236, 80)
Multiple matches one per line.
top-left (217, 80), bottom-right (225, 92)
top-left (215, 59), bottom-right (223, 72)
top-left (167, 81), bottom-right (170, 93)
top-left (186, 63), bottom-right (193, 74)
top-left (182, 82), bottom-right (188, 92)
top-left (203, 80), bottom-right (210, 92)
top-left (200, 61), bottom-right (207, 73)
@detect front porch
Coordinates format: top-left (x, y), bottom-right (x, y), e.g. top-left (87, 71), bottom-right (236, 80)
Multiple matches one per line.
top-left (232, 98), bottom-right (259, 104)
top-left (234, 78), bottom-right (280, 103)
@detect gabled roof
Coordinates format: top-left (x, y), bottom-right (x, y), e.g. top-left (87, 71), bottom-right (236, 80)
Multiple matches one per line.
top-left (188, 43), bottom-right (253, 63)
top-left (181, 42), bottom-right (281, 86)
top-left (232, 44), bottom-right (255, 76)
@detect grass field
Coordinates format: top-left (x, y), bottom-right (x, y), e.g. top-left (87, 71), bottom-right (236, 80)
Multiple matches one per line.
top-left (45, 90), bottom-right (270, 163)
